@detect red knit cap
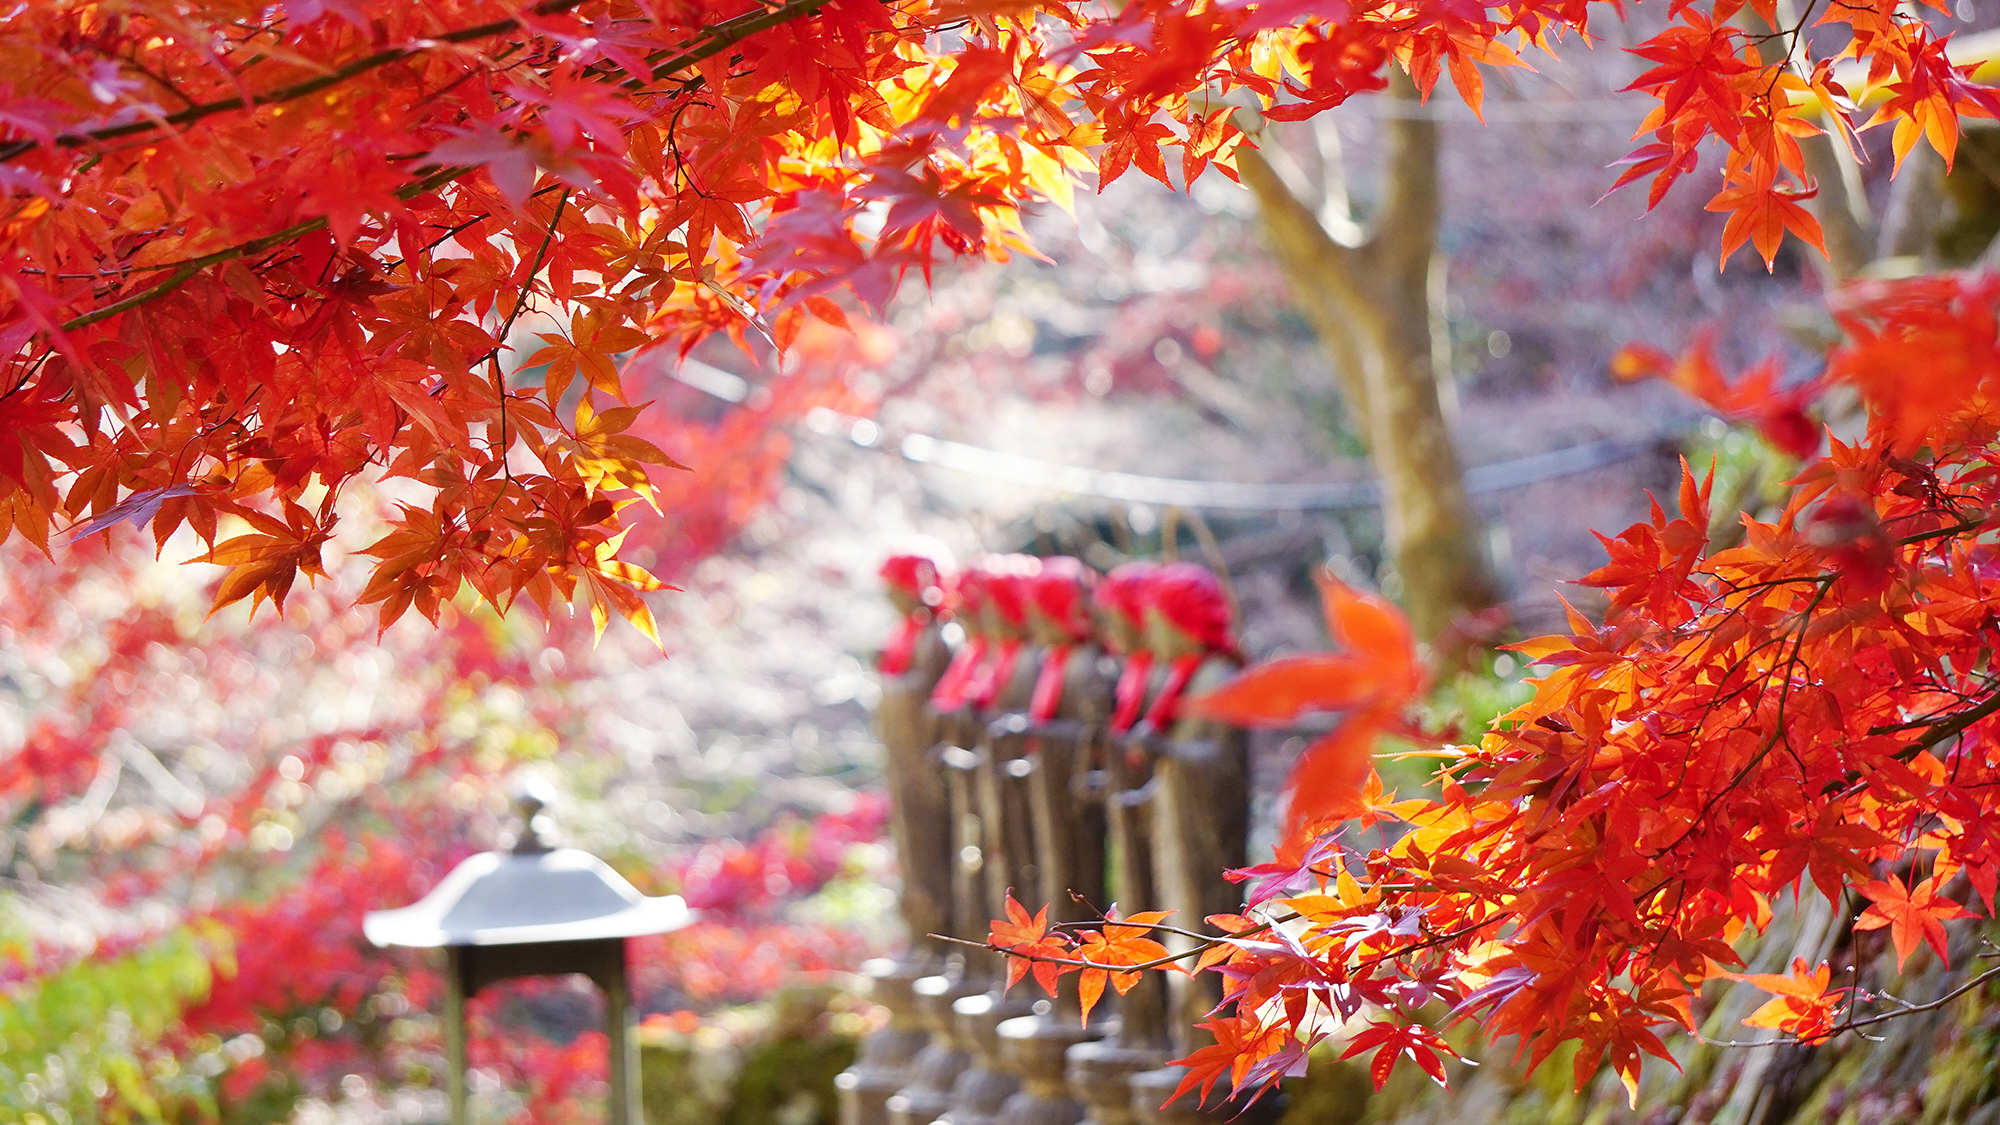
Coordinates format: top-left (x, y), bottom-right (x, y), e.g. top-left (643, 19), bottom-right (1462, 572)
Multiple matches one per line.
top-left (880, 555), bottom-right (940, 598)
top-left (945, 568), bottom-right (988, 624)
top-left (1146, 562), bottom-right (1236, 654)
top-left (1095, 560), bottom-right (1159, 633)
top-left (1030, 557), bottom-right (1097, 641)
top-left (968, 555), bottom-right (1037, 629)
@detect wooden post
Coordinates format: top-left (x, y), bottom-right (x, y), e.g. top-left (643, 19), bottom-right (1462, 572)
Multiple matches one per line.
top-left (446, 946), bottom-right (469, 1125)
top-left (938, 620), bottom-right (1043, 1125)
top-left (605, 946), bottom-right (640, 1125)
top-left (994, 583), bottom-right (1115, 1125)
top-left (883, 734), bottom-right (991, 1125)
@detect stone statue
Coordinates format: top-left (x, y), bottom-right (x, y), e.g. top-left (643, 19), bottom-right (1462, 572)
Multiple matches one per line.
top-left (939, 558), bottom-right (1046, 1125)
top-left (1123, 563), bottom-right (1262, 1125)
top-left (996, 558), bottom-right (1112, 1125)
top-left (1064, 561), bottom-right (1174, 1125)
top-left (878, 555), bottom-right (956, 961)
top-left (840, 556), bottom-right (956, 1125)
top-left (889, 568), bottom-right (1003, 1125)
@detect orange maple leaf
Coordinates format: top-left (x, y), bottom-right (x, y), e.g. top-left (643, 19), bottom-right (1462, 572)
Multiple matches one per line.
top-left (1707, 176), bottom-right (1828, 272)
top-left (1854, 874), bottom-right (1973, 969)
top-left (1165, 1015), bottom-right (1291, 1107)
top-left (989, 894), bottom-right (1072, 994)
top-left (1723, 958), bottom-right (1844, 1043)
top-left (1073, 907), bottom-right (1172, 1026)
top-left (1190, 573), bottom-right (1424, 843)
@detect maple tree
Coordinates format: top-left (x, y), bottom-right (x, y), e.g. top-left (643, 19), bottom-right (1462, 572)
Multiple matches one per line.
top-left (989, 267), bottom-right (2000, 1106)
top-left (1232, 79), bottom-right (1500, 645)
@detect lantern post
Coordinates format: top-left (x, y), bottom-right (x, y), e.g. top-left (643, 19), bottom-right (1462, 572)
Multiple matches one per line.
top-left (364, 782), bottom-right (691, 1125)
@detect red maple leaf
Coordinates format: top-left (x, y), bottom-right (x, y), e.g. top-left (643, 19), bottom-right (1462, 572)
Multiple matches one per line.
top-left (1338, 1021), bottom-right (1457, 1090)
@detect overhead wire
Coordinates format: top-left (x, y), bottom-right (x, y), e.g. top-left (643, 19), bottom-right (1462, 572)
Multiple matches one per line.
top-left (800, 406), bottom-right (1672, 512)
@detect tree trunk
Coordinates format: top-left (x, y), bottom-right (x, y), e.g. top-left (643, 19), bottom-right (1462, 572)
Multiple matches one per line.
top-left (1234, 74), bottom-right (1499, 645)
top-left (1879, 145), bottom-right (1949, 264)
top-left (1800, 131), bottom-right (1875, 283)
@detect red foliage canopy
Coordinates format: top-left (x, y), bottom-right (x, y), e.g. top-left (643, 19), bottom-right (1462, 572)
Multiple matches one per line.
top-left (5, 0), bottom-right (1989, 639)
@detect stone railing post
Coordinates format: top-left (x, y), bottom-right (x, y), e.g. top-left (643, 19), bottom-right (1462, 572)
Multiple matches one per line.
top-left (839, 572), bottom-right (955, 1125)
top-left (995, 615), bottom-right (1114, 1125)
top-left (1063, 660), bottom-right (1173, 1125)
top-left (935, 627), bottom-right (1044, 1125)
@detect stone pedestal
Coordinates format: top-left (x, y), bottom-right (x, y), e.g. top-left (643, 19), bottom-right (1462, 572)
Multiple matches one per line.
top-left (839, 958), bottom-right (936, 1125)
top-left (1065, 1037), bottom-right (1168, 1125)
top-left (994, 1007), bottom-right (1103, 1125)
top-left (1127, 1065), bottom-right (1281, 1125)
top-left (888, 973), bottom-right (985, 1125)
top-left (933, 990), bottom-right (1036, 1125)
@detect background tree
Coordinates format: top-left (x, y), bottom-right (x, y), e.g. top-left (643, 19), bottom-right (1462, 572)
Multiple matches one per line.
top-left (1232, 77), bottom-right (1500, 646)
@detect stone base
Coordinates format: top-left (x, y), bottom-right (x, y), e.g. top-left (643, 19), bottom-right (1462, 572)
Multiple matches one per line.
top-left (936, 1058), bottom-right (1026, 1125)
top-left (886, 973), bottom-right (987, 1125)
top-left (1128, 1066), bottom-right (1283, 1125)
top-left (929, 991), bottom-right (1037, 1125)
top-left (840, 959), bottom-right (937, 1125)
top-left (991, 1013), bottom-right (1104, 1125)
top-left (1065, 1039), bottom-right (1168, 1125)
top-left (840, 1027), bottom-right (933, 1125)
top-left (889, 1042), bottom-right (971, 1125)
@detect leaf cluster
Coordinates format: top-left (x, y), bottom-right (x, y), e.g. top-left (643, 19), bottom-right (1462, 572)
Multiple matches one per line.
top-left (994, 270), bottom-right (2000, 1107)
top-left (5, 0), bottom-right (1989, 634)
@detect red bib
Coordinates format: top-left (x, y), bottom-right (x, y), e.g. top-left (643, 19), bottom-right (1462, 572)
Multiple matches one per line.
top-left (1109, 651), bottom-right (1155, 737)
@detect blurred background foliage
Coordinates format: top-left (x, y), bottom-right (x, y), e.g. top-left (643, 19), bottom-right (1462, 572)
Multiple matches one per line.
top-left (0, 14), bottom-right (1963, 1117)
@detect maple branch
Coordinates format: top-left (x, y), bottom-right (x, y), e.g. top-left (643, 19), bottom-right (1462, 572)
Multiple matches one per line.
top-left (1048, 915), bottom-right (1274, 945)
top-left (60, 264), bottom-right (203, 332)
top-left (1894, 688), bottom-right (2000, 752)
top-left (1, 0), bottom-right (837, 169)
top-left (643, 0), bottom-right (836, 81)
top-left (57, 153), bottom-right (504, 331)
top-left (1896, 517), bottom-right (1987, 547)
top-left (941, 933), bottom-right (1211, 975)
top-left (1700, 960), bottom-right (2000, 1048)
top-left (1350, 919), bottom-right (1495, 979)
top-left (486, 190), bottom-right (572, 371)
top-left (0, 0), bottom-right (598, 164)
top-left (481, 188), bottom-right (570, 510)
top-left (43, 0), bottom-right (843, 334)
top-left (1645, 574), bottom-right (1837, 865)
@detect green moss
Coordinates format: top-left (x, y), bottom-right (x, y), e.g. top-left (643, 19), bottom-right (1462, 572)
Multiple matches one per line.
top-left (725, 1033), bottom-right (856, 1125)
top-left (1913, 993), bottom-right (2000, 1125)
top-left (1500, 1041), bottom-right (1588, 1125)
top-left (1936, 128), bottom-right (2000, 266)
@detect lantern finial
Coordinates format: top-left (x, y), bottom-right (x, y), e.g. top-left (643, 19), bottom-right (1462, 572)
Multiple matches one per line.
top-left (511, 774), bottom-right (558, 854)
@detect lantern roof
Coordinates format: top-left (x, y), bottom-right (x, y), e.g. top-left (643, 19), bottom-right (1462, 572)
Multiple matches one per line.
top-left (363, 783), bottom-right (690, 948)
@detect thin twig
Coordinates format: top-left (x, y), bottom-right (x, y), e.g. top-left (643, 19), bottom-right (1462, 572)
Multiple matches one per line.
top-left (1698, 962), bottom-right (2000, 1048)
top-left (933, 933), bottom-right (1208, 974)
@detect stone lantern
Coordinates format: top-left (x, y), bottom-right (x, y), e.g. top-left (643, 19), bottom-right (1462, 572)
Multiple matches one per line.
top-left (364, 781), bottom-right (691, 1125)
